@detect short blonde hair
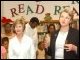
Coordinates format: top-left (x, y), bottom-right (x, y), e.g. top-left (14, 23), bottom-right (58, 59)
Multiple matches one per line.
top-left (59, 9), bottom-right (73, 22)
top-left (13, 18), bottom-right (25, 33)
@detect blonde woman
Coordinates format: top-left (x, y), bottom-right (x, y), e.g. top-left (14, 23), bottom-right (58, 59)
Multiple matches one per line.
top-left (45, 9), bottom-right (79, 59)
top-left (8, 18), bottom-right (35, 59)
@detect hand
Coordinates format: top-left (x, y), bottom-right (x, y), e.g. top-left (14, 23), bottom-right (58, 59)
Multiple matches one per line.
top-left (43, 40), bottom-right (48, 49)
top-left (64, 44), bottom-right (77, 53)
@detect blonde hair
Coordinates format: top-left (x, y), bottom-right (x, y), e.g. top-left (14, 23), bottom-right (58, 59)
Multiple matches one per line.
top-left (13, 18), bottom-right (25, 33)
top-left (59, 9), bottom-right (73, 22)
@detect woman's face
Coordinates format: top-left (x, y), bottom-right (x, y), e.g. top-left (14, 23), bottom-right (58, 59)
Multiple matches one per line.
top-left (49, 26), bottom-right (55, 33)
top-left (4, 24), bottom-right (12, 32)
top-left (15, 24), bottom-right (23, 35)
top-left (3, 41), bottom-right (9, 49)
top-left (59, 12), bottom-right (71, 27)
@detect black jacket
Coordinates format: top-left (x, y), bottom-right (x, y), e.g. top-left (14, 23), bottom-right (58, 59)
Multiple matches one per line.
top-left (48, 27), bottom-right (79, 59)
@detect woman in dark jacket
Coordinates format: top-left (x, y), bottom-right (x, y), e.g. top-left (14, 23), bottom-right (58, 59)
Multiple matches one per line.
top-left (46, 9), bottom-right (79, 59)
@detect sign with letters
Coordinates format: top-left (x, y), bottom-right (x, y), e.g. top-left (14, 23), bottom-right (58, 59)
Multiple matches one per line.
top-left (1, 1), bottom-right (79, 21)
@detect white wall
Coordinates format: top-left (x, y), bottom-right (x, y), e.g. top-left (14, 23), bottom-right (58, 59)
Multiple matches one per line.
top-left (1, 1), bottom-right (79, 21)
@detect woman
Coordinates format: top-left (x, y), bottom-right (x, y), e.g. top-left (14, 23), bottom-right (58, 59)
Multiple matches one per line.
top-left (44, 24), bottom-right (55, 59)
top-left (45, 24), bottom-right (55, 48)
top-left (8, 18), bottom-right (35, 59)
top-left (46, 9), bottom-right (79, 59)
top-left (1, 17), bottom-right (15, 39)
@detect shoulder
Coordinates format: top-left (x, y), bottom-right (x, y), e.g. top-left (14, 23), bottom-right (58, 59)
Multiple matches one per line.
top-left (34, 28), bottom-right (37, 31)
top-left (24, 34), bottom-right (33, 42)
top-left (25, 23), bottom-right (32, 31)
top-left (1, 46), bottom-right (6, 53)
top-left (55, 30), bottom-right (60, 33)
top-left (25, 23), bottom-right (30, 28)
top-left (69, 27), bottom-right (79, 34)
top-left (51, 30), bottom-right (59, 36)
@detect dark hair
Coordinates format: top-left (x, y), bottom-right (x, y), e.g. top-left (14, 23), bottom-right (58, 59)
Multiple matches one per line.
top-left (47, 24), bottom-right (55, 33)
top-left (3, 23), bottom-right (12, 27)
top-left (1, 37), bottom-right (9, 45)
top-left (30, 17), bottom-right (39, 25)
top-left (38, 41), bottom-right (43, 47)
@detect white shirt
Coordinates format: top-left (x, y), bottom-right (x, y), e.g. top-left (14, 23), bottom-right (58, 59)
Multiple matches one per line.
top-left (24, 23), bottom-right (38, 51)
top-left (8, 34), bottom-right (35, 59)
top-left (55, 31), bottom-right (68, 59)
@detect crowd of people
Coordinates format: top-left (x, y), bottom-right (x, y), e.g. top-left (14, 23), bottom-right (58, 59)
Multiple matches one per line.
top-left (1, 9), bottom-right (79, 59)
